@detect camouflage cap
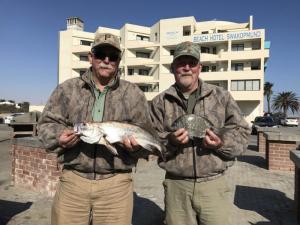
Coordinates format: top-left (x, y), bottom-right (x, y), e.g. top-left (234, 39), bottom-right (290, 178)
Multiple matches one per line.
top-left (173, 41), bottom-right (201, 62)
top-left (92, 33), bottom-right (121, 52)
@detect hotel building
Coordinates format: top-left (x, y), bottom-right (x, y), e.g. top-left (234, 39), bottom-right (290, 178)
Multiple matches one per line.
top-left (58, 16), bottom-right (270, 124)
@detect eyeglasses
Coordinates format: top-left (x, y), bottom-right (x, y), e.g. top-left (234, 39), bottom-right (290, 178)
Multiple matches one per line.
top-left (93, 51), bottom-right (120, 62)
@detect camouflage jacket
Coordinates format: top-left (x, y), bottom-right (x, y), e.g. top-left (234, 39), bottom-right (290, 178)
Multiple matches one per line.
top-left (150, 80), bottom-right (251, 178)
top-left (38, 68), bottom-right (151, 177)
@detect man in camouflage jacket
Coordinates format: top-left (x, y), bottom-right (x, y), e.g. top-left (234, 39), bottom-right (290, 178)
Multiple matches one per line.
top-left (150, 41), bottom-right (251, 225)
top-left (38, 33), bottom-right (151, 225)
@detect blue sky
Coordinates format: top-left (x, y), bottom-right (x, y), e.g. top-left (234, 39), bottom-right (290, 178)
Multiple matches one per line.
top-left (0, 0), bottom-right (299, 108)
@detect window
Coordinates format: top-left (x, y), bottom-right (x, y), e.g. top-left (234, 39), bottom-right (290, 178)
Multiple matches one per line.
top-left (170, 49), bottom-right (175, 56)
top-left (251, 61), bottom-right (261, 70)
top-left (138, 69), bottom-right (149, 75)
top-left (252, 42), bottom-right (261, 50)
top-left (232, 44), bottom-right (244, 51)
top-left (202, 66), bottom-right (209, 72)
top-left (183, 26), bottom-right (191, 36)
top-left (138, 83), bottom-right (159, 92)
top-left (201, 31), bottom-right (208, 34)
top-left (79, 55), bottom-right (89, 61)
top-left (79, 70), bottom-right (86, 76)
top-left (155, 33), bottom-right (158, 41)
top-left (212, 47), bottom-right (217, 54)
top-left (252, 80), bottom-right (260, 90)
top-left (231, 80), bottom-right (260, 91)
top-left (138, 85), bottom-right (149, 92)
top-left (201, 47), bottom-right (210, 53)
top-left (211, 66), bottom-right (217, 72)
top-left (231, 63), bottom-right (244, 71)
top-left (80, 40), bottom-right (93, 46)
top-left (136, 35), bottom-right (150, 41)
top-left (136, 52), bottom-right (150, 58)
top-left (128, 69), bottom-right (134, 75)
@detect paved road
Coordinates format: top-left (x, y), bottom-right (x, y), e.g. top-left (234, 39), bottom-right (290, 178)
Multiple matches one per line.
top-left (0, 131), bottom-right (298, 225)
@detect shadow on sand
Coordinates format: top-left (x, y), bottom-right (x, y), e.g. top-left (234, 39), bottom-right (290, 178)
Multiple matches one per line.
top-left (132, 192), bottom-right (164, 225)
top-left (234, 185), bottom-right (297, 225)
top-left (0, 199), bottom-right (32, 225)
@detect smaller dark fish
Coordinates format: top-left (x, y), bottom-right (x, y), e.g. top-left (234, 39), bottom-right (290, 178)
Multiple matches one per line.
top-left (173, 114), bottom-right (213, 139)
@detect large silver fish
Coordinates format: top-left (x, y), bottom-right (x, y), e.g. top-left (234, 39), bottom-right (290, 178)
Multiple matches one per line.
top-left (173, 114), bottom-right (213, 139)
top-left (74, 121), bottom-right (163, 156)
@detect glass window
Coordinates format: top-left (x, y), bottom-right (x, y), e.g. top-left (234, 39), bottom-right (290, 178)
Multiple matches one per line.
top-left (231, 80), bottom-right (260, 91)
top-left (251, 61), bottom-right (261, 70)
top-left (231, 81), bottom-right (238, 91)
top-left (138, 85), bottom-right (149, 92)
top-left (128, 69), bottom-right (134, 75)
top-left (237, 80), bottom-right (245, 91)
top-left (79, 70), bottom-right (86, 76)
top-left (232, 63), bottom-right (244, 71)
top-left (183, 26), bottom-right (191, 36)
top-left (202, 66), bottom-right (209, 72)
top-left (213, 47), bottom-right (217, 54)
top-left (79, 55), bottom-right (88, 61)
top-left (136, 52), bottom-right (150, 58)
top-left (232, 44), bottom-right (244, 51)
top-left (138, 69), bottom-right (149, 75)
top-left (246, 80), bottom-right (252, 91)
top-left (253, 80), bottom-right (260, 90)
top-left (201, 47), bottom-right (210, 53)
top-left (211, 66), bottom-right (217, 72)
top-left (80, 40), bottom-right (93, 46)
top-left (136, 35), bottom-right (150, 41)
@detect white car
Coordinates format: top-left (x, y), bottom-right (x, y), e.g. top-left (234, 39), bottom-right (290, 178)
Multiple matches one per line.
top-left (281, 117), bottom-right (299, 127)
top-left (3, 113), bottom-right (24, 124)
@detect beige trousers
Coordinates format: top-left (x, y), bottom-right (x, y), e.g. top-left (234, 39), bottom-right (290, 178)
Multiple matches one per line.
top-left (51, 170), bottom-right (133, 225)
top-left (163, 176), bottom-right (232, 225)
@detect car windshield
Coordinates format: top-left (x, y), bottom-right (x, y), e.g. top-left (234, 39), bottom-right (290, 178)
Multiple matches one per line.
top-left (255, 117), bottom-right (273, 123)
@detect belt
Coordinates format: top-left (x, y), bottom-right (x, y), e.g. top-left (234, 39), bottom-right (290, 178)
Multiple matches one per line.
top-left (70, 170), bottom-right (131, 180)
top-left (165, 172), bottom-right (224, 183)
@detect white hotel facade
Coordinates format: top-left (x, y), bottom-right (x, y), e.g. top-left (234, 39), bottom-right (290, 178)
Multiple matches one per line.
top-left (58, 16), bottom-right (270, 124)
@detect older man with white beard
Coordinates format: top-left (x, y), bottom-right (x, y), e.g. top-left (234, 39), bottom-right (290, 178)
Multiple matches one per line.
top-left (38, 33), bottom-right (151, 225)
top-left (150, 41), bottom-right (250, 225)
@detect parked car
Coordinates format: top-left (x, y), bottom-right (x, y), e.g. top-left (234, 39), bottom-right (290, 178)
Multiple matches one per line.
top-left (251, 116), bottom-right (278, 134)
top-left (3, 113), bottom-right (24, 124)
top-left (280, 117), bottom-right (299, 127)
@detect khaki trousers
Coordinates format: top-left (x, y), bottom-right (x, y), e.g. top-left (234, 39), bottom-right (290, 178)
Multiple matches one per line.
top-left (52, 170), bottom-right (133, 225)
top-left (163, 176), bottom-right (232, 225)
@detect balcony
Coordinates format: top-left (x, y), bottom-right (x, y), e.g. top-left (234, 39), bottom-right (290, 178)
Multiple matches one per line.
top-left (72, 61), bottom-right (90, 70)
top-left (160, 55), bottom-right (173, 64)
top-left (72, 45), bottom-right (91, 54)
top-left (126, 40), bottom-right (158, 49)
top-left (200, 53), bottom-right (220, 62)
top-left (144, 92), bottom-right (159, 100)
top-left (125, 75), bottom-right (158, 83)
top-left (200, 70), bottom-right (263, 81)
top-left (126, 57), bottom-right (158, 66)
top-left (230, 90), bottom-right (262, 101)
top-left (221, 49), bottom-right (269, 60)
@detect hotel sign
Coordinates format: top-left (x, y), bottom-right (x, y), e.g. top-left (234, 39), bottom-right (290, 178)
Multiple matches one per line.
top-left (193, 30), bottom-right (262, 43)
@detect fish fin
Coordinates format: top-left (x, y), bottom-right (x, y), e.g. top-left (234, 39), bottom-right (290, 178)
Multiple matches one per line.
top-left (98, 137), bottom-right (119, 155)
top-left (80, 134), bottom-right (102, 144)
top-left (141, 143), bottom-right (165, 161)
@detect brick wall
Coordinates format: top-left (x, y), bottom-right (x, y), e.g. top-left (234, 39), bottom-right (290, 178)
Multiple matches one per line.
top-left (267, 140), bottom-right (296, 171)
top-left (295, 167), bottom-right (300, 222)
top-left (11, 137), bottom-right (61, 197)
top-left (258, 132), bottom-right (266, 153)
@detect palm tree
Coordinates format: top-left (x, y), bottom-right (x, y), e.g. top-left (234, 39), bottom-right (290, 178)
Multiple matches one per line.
top-left (272, 91), bottom-right (300, 118)
top-left (264, 82), bottom-right (273, 114)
